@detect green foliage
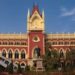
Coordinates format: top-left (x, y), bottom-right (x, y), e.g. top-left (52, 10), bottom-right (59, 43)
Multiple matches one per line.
top-left (7, 63), bottom-right (13, 74)
top-left (25, 65), bottom-right (30, 72)
top-left (43, 42), bottom-right (59, 71)
top-left (0, 65), bottom-right (5, 72)
top-left (17, 64), bottom-right (22, 73)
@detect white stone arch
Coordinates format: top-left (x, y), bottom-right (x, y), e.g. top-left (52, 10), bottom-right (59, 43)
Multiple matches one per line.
top-left (21, 49), bottom-right (26, 54)
top-left (2, 48), bottom-right (7, 58)
top-left (14, 61), bottom-right (19, 65)
top-left (21, 49), bottom-right (26, 59)
top-left (8, 48), bottom-right (13, 53)
top-left (13, 61), bottom-right (19, 72)
top-left (66, 48), bottom-right (70, 52)
top-left (59, 48), bottom-right (65, 53)
top-left (54, 48), bottom-right (58, 51)
top-left (14, 48), bottom-right (20, 54)
top-left (20, 61), bottom-right (26, 70)
top-left (20, 61), bottom-right (26, 66)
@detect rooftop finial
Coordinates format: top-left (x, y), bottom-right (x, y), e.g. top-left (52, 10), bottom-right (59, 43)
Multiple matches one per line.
top-left (32, 3), bottom-right (39, 14)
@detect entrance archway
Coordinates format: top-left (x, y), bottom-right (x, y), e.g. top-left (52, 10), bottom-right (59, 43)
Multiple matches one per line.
top-left (33, 46), bottom-right (40, 58)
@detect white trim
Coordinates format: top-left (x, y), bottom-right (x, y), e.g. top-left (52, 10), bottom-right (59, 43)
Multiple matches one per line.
top-left (20, 62), bottom-right (26, 66)
top-left (0, 45), bottom-right (28, 47)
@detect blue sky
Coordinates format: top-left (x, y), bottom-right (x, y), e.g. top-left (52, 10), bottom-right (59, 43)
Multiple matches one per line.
top-left (0, 0), bottom-right (75, 33)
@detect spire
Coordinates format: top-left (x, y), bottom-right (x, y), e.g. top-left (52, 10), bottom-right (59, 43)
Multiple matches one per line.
top-left (42, 10), bottom-right (44, 20)
top-left (27, 9), bottom-right (30, 32)
top-left (32, 4), bottom-right (39, 15)
top-left (27, 9), bottom-right (30, 20)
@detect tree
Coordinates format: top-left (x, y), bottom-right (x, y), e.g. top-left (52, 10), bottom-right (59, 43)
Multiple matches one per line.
top-left (7, 63), bottom-right (13, 74)
top-left (43, 42), bottom-right (59, 71)
top-left (70, 48), bottom-right (75, 70)
top-left (0, 65), bottom-right (5, 72)
top-left (17, 64), bottom-right (22, 73)
top-left (25, 65), bottom-right (30, 72)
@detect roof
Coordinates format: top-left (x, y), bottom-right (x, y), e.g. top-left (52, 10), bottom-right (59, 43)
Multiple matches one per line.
top-left (31, 5), bottom-right (42, 17)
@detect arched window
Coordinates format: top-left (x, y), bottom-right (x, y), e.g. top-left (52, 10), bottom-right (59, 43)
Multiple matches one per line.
top-left (59, 49), bottom-right (64, 58)
top-left (21, 50), bottom-right (25, 59)
top-left (8, 50), bottom-right (12, 58)
top-left (15, 50), bottom-right (19, 59)
top-left (2, 50), bottom-right (6, 57)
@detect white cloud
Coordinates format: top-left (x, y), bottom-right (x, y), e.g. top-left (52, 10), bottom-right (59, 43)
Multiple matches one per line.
top-left (61, 7), bottom-right (75, 17)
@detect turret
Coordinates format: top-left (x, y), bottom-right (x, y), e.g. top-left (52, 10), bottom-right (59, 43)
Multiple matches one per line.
top-left (27, 9), bottom-right (30, 32)
top-left (42, 10), bottom-right (45, 32)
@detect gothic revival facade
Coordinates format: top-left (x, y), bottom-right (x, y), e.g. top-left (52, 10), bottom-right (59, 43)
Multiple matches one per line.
top-left (0, 5), bottom-right (75, 68)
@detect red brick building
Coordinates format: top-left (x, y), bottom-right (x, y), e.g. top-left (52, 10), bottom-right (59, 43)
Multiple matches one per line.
top-left (0, 5), bottom-right (75, 68)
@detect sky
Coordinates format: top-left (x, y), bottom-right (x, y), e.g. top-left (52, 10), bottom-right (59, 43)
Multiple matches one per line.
top-left (0, 0), bottom-right (75, 33)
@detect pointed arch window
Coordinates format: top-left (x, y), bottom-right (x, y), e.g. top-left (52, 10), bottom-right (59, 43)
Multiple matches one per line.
top-left (34, 47), bottom-right (40, 58)
top-left (21, 50), bottom-right (25, 59)
top-left (2, 50), bottom-right (6, 57)
top-left (8, 50), bottom-right (12, 58)
top-left (15, 50), bottom-right (19, 59)
top-left (59, 49), bottom-right (64, 58)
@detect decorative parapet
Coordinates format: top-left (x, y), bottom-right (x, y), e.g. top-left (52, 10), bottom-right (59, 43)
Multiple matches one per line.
top-left (0, 34), bottom-right (28, 39)
top-left (47, 33), bottom-right (75, 39)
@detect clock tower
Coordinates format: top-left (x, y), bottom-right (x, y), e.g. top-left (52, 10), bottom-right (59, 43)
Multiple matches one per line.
top-left (27, 5), bottom-right (45, 58)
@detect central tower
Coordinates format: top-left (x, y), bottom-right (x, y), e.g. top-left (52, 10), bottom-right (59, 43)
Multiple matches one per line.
top-left (27, 5), bottom-right (45, 32)
top-left (27, 5), bottom-right (45, 58)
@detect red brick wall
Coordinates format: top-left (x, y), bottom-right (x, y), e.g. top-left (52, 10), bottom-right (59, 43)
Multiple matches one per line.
top-left (28, 31), bottom-right (45, 58)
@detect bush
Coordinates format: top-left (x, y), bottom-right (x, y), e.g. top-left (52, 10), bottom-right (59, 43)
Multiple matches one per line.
top-left (25, 65), bottom-right (30, 71)
top-left (7, 63), bottom-right (13, 74)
